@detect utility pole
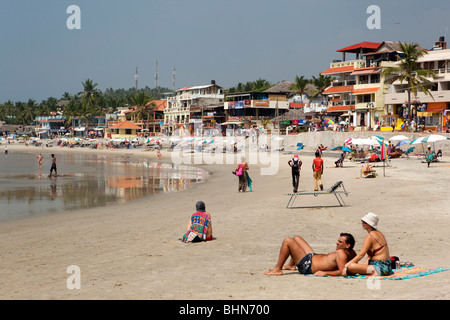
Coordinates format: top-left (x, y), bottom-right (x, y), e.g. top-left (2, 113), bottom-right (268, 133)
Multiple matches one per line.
top-left (135, 67), bottom-right (139, 90)
top-left (172, 66), bottom-right (176, 90)
top-left (155, 60), bottom-right (159, 90)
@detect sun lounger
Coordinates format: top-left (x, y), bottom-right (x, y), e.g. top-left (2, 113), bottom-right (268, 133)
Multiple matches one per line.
top-left (284, 181), bottom-right (349, 209)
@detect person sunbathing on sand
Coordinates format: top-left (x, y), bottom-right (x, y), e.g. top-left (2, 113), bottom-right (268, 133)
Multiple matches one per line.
top-left (264, 233), bottom-right (356, 276)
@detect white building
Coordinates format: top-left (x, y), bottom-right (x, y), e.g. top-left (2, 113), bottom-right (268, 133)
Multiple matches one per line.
top-left (384, 37), bottom-right (450, 131)
top-left (164, 81), bottom-right (224, 135)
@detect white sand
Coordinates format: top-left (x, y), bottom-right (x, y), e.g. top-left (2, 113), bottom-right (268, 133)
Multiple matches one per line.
top-left (0, 139), bottom-right (448, 300)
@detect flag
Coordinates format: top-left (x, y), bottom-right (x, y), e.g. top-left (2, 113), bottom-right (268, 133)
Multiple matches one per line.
top-left (380, 139), bottom-right (387, 161)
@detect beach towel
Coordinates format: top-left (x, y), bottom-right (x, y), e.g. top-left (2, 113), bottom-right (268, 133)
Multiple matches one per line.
top-left (245, 171), bottom-right (252, 191)
top-left (305, 266), bottom-right (449, 280)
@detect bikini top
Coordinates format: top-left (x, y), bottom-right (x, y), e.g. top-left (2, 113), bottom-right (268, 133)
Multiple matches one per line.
top-left (367, 232), bottom-right (386, 257)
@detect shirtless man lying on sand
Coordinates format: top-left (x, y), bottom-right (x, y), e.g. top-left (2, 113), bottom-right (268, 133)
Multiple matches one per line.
top-left (264, 233), bottom-right (356, 276)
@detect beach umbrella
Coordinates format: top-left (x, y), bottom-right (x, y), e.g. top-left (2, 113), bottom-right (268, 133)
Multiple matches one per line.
top-left (410, 135), bottom-right (446, 145)
top-left (390, 135), bottom-right (410, 141)
top-left (324, 118), bottom-right (335, 125)
top-left (339, 121), bottom-right (348, 125)
top-left (395, 140), bottom-right (411, 147)
top-left (331, 146), bottom-right (352, 152)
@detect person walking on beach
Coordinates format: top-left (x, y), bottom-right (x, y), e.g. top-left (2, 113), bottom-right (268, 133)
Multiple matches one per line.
top-left (312, 151), bottom-right (324, 191)
top-left (49, 154), bottom-right (57, 177)
top-left (234, 156), bottom-right (249, 192)
top-left (425, 146), bottom-right (435, 168)
top-left (288, 154), bottom-right (302, 193)
top-left (181, 201), bottom-right (212, 243)
top-left (38, 153), bottom-right (43, 167)
top-left (5, 146), bottom-right (8, 155)
top-left (264, 233), bottom-right (356, 276)
top-left (342, 212), bottom-right (393, 277)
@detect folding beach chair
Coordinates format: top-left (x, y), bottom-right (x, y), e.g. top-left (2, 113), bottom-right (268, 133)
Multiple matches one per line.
top-left (284, 181), bottom-right (349, 209)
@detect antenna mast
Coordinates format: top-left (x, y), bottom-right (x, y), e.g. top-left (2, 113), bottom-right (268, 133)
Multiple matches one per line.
top-left (135, 67), bottom-right (139, 90)
top-left (172, 65), bottom-right (176, 90)
top-left (155, 60), bottom-right (159, 90)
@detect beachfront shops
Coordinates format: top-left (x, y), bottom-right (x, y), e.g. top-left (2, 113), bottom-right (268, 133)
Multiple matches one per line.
top-left (223, 82), bottom-right (292, 130)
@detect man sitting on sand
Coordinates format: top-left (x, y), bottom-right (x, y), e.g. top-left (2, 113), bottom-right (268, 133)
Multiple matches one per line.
top-left (264, 233), bottom-right (356, 276)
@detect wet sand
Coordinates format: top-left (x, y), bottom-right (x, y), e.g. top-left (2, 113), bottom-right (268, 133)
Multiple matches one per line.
top-left (0, 141), bottom-right (449, 300)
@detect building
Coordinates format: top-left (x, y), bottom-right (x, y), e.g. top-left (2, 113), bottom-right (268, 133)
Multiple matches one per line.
top-left (224, 82), bottom-right (292, 130)
top-left (321, 42), bottom-right (382, 128)
top-left (35, 115), bottom-right (68, 138)
top-left (384, 37), bottom-right (450, 132)
top-left (164, 81), bottom-right (224, 136)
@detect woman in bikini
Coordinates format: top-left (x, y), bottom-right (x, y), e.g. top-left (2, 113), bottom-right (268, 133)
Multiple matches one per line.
top-left (342, 212), bottom-right (393, 276)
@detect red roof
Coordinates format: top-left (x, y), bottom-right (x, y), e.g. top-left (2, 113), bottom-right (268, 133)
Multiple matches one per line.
top-left (323, 85), bottom-right (354, 95)
top-left (108, 121), bottom-right (142, 130)
top-left (327, 106), bottom-right (355, 112)
top-left (337, 42), bottom-right (381, 53)
top-left (322, 66), bottom-right (355, 75)
top-left (351, 87), bottom-right (380, 95)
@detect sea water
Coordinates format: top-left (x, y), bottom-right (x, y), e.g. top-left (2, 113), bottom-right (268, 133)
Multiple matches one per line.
top-left (0, 151), bottom-right (208, 222)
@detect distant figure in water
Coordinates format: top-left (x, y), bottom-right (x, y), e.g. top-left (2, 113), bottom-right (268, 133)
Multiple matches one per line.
top-left (38, 153), bottom-right (43, 167)
top-left (49, 154), bottom-right (57, 177)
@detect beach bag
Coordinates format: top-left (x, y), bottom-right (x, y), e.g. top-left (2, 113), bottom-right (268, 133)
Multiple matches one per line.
top-left (390, 256), bottom-right (399, 269)
top-left (235, 166), bottom-right (243, 176)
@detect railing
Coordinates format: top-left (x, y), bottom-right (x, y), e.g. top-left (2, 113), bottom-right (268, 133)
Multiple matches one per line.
top-left (332, 80), bottom-right (356, 87)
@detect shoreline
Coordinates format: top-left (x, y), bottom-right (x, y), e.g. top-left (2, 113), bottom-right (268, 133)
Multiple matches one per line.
top-left (0, 138), bottom-right (449, 299)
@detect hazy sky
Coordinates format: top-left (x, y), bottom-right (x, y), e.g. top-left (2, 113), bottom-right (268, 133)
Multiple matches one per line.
top-left (1, 0), bottom-right (449, 102)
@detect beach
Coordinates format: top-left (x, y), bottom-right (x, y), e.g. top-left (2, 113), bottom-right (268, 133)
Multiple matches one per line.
top-left (0, 136), bottom-right (449, 300)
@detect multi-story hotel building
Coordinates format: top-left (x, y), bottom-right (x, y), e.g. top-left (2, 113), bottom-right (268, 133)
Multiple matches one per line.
top-left (384, 37), bottom-right (450, 132)
top-left (164, 81), bottom-right (224, 135)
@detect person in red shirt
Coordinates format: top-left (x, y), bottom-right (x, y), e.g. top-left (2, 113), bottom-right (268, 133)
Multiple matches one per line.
top-left (312, 151), bottom-right (324, 191)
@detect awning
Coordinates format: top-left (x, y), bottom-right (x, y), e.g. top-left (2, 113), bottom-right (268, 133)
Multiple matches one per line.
top-left (323, 85), bottom-right (354, 95)
top-left (321, 66), bottom-right (354, 75)
top-left (326, 106), bottom-right (355, 112)
top-left (350, 68), bottom-right (381, 76)
top-left (351, 87), bottom-right (380, 95)
top-left (426, 102), bottom-right (447, 112)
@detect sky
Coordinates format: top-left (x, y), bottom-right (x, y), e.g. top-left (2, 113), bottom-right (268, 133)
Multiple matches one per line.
top-left (1, 0), bottom-right (450, 103)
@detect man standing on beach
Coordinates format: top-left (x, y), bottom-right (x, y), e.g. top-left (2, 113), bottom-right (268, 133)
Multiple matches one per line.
top-left (264, 233), bottom-right (356, 276)
top-left (49, 154), bottom-right (57, 177)
top-left (312, 151), bottom-right (324, 191)
top-left (288, 155), bottom-right (302, 193)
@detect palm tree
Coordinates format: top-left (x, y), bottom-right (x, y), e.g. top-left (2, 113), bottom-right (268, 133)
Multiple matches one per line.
top-left (79, 79), bottom-right (100, 112)
top-left (382, 42), bottom-right (436, 131)
top-left (289, 75), bottom-right (310, 107)
top-left (130, 92), bottom-right (156, 132)
top-left (310, 74), bottom-right (333, 103)
top-left (78, 79), bottom-right (101, 129)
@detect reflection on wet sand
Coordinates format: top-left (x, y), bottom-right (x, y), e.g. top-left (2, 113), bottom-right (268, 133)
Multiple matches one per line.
top-left (0, 153), bottom-right (208, 221)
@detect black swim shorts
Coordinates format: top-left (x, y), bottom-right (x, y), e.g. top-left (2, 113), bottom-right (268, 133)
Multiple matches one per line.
top-left (296, 253), bottom-right (315, 275)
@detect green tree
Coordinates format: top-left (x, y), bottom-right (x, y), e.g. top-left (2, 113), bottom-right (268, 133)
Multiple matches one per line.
top-left (289, 75), bottom-right (310, 107)
top-left (382, 42), bottom-right (436, 131)
top-left (130, 92), bottom-right (157, 131)
top-left (78, 79), bottom-right (101, 127)
top-left (310, 74), bottom-right (333, 103)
